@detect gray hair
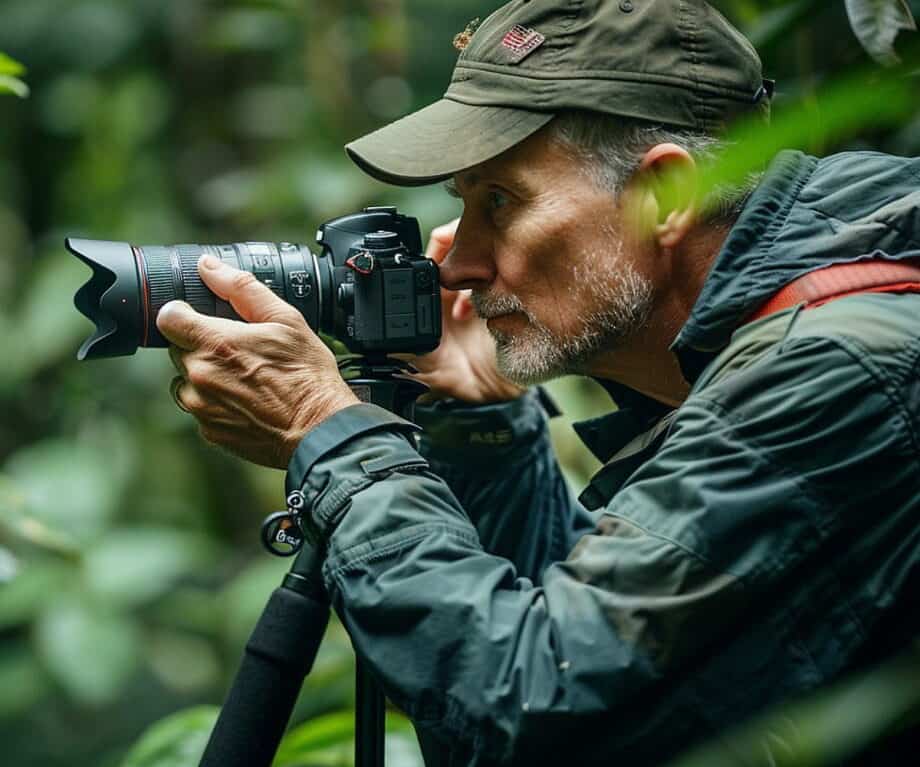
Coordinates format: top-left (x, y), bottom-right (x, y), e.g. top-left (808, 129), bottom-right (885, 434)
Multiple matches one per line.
top-left (549, 110), bottom-right (760, 225)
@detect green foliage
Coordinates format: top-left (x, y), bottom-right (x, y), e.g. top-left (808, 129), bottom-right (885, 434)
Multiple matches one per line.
top-left (0, 1), bottom-right (916, 766)
top-left (119, 707), bottom-right (421, 767)
top-left (0, 473), bottom-right (79, 556)
top-left (119, 706), bottom-right (219, 767)
top-left (36, 596), bottom-right (141, 704)
top-left (273, 710), bottom-right (417, 767)
top-left (693, 58), bottom-right (920, 216)
top-left (846, 0), bottom-right (917, 64)
top-left (667, 646), bottom-right (920, 767)
top-left (0, 51), bottom-right (28, 97)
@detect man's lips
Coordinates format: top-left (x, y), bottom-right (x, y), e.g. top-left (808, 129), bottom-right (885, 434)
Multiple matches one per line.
top-left (485, 311), bottom-right (525, 328)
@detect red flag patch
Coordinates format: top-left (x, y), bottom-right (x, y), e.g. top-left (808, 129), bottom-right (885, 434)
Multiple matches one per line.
top-left (501, 24), bottom-right (545, 63)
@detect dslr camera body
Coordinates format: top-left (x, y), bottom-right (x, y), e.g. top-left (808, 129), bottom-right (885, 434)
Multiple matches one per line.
top-left (67, 206), bottom-right (440, 360)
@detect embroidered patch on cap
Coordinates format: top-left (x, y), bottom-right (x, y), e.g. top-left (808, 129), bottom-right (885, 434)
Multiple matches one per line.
top-left (453, 17), bottom-right (480, 52)
top-left (501, 24), bottom-right (545, 63)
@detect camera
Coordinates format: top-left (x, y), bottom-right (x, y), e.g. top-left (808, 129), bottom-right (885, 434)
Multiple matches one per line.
top-left (66, 206), bottom-right (440, 360)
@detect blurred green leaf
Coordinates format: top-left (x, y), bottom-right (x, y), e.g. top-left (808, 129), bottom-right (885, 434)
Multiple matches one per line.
top-left (0, 474), bottom-right (81, 556)
top-left (205, 9), bottom-right (294, 51)
top-left (0, 52), bottom-right (28, 97)
top-left (383, 731), bottom-right (427, 767)
top-left (0, 51), bottom-right (26, 77)
top-left (845, 0), bottom-right (917, 65)
top-left (119, 705), bottom-right (219, 767)
top-left (35, 597), bottom-right (140, 705)
top-left (148, 585), bottom-right (225, 636)
top-left (0, 558), bottom-right (73, 630)
top-left (83, 527), bottom-right (217, 608)
top-left (38, 74), bottom-right (103, 135)
top-left (1, 253), bottom-right (97, 387)
top-left (695, 65), bottom-right (917, 214)
top-left (273, 710), bottom-right (415, 767)
top-left (741, 0), bottom-right (820, 49)
top-left (105, 73), bottom-right (172, 148)
top-left (146, 630), bottom-right (221, 695)
top-left (117, 706), bottom-right (420, 767)
top-left (667, 646), bottom-right (920, 767)
top-left (273, 710), bottom-right (356, 766)
top-left (0, 642), bottom-right (51, 718)
top-left (47, 2), bottom-right (140, 71)
top-left (0, 73), bottom-right (29, 98)
top-left (289, 155), bottom-right (373, 221)
top-left (219, 556), bottom-right (290, 648)
top-left (0, 544), bottom-right (18, 581)
top-left (195, 167), bottom-right (263, 220)
top-left (3, 433), bottom-right (132, 546)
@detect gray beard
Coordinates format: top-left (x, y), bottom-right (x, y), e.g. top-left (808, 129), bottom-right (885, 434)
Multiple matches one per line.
top-left (470, 248), bottom-right (653, 386)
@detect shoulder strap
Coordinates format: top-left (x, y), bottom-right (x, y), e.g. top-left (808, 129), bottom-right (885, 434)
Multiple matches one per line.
top-left (747, 258), bottom-right (920, 323)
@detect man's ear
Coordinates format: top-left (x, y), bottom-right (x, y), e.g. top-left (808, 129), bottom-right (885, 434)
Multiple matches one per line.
top-left (632, 143), bottom-right (698, 250)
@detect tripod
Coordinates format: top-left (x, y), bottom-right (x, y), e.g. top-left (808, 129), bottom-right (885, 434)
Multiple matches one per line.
top-left (198, 357), bottom-right (427, 767)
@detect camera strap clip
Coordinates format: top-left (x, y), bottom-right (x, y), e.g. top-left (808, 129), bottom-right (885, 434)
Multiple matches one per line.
top-left (260, 490), bottom-right (310, 556)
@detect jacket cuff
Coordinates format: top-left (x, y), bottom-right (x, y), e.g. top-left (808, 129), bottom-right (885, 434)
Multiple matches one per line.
top-left (413, 387), bottom-right (558, 465)
top-left (285, 403), bottom-right (421, 496)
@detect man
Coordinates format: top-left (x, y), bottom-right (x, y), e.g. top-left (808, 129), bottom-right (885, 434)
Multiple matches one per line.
top-left (158, 0), bottom-right (920, 763)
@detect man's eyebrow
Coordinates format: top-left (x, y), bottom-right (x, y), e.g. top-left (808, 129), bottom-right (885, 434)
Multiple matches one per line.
top-left (447, 171), bottom-right (483, 197)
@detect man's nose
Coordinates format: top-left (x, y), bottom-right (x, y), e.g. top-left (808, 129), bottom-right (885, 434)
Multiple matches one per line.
top-left (438, 220), bottom-right (495, 291)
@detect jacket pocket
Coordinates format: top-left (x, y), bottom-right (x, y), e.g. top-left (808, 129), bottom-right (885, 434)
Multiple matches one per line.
top-left (360, 453), bottom-right (430, 478)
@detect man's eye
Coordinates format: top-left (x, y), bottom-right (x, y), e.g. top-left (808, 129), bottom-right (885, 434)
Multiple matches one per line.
top-left (488, 190), bottom-right (509, 210)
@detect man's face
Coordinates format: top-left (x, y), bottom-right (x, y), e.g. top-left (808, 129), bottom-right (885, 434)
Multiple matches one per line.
top-left (440, 126), bottom-right (653, 385)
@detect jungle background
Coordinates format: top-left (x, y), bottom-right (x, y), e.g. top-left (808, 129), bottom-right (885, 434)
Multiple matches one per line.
top-left (0, 1), bottom-right (918, 766)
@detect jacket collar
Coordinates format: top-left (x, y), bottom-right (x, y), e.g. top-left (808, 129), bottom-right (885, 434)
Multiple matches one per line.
top-left (672, 150), bottom-right (818, 357)
top-left (573, 378), bottom-right (671, 463)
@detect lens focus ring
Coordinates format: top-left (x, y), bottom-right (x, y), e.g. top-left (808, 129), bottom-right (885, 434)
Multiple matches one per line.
top-left (143, 246), bottom-right (178, 319)
top-left (177, 245), bottom-right (215, 315)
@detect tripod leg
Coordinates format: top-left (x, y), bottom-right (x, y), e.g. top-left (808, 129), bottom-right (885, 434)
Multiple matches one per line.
top-left (199, 583), bottom-right (329, 767)
top-left (355, 658), bottom-right (386, 767)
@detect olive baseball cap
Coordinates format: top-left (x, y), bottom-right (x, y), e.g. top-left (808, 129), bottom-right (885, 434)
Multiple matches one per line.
top-left (346, 0), bottom-right (772, 186)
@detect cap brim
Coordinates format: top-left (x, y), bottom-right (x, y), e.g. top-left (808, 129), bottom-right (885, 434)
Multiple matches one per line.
top-left (345, 99), bottom-right (554, 187)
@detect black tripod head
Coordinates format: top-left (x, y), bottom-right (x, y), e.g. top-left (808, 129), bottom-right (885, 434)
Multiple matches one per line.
top-left (339, 355), bottom-right (428, 421)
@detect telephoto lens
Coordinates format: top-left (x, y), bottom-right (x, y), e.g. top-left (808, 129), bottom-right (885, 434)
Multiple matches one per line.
top-left (67, 239), bottom-right (323, 359)
top-left (67, 206), bottom-right (440, 359)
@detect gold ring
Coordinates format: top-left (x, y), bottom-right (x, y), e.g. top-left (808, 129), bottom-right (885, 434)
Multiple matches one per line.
top-left (170, 376), bottom-right (191, 414)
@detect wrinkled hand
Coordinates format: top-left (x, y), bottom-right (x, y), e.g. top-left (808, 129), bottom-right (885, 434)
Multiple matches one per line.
top-left (157, 255), bottom-right (359, 469)
top-left (404, 219), bottom-right (525, 404)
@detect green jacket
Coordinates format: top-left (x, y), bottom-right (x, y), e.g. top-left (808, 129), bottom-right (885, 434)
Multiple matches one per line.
top-left (286, 150), bottom-right (920, 765)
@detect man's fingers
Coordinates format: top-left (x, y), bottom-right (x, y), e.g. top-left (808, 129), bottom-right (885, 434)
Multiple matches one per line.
top-left (158, 299), bottom-right (255, 351)
top-left (168, 343), bottom-right (187, 375)
top-left (425, 218), bottom-right (460, 264)
top-left (171, 376), bottom-right (239, 423)
top-left (197, 255), bottom-right (304, 328)
top-left (157, 301), bottom-right (218, 351)
top-left (452, 290), bottom-right (474, 321)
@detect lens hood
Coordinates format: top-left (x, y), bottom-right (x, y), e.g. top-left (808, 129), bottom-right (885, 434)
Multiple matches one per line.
top-left (66, 238), bottom-right (144, 359)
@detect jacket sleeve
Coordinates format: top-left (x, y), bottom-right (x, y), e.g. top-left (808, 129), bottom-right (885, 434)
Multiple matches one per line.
top-left (411, 389), bottom-right (596, 583)
top-left (289, 333), bottom-right (910, 764)
top-left (293, 408), bottom-right (747, 765)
